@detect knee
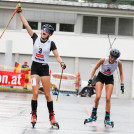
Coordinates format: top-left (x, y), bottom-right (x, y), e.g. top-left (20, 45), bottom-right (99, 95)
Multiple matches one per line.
top-left (33, 91), bottom-right (39, 99)
top-left (96, 95), bottom-right (101, 101)
top-left (106, 97), bottom-right (111, 103)
top-left (95, 95), bottom-right (101, 102)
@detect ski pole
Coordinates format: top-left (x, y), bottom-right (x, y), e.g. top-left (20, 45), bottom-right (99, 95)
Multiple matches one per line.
top-left (107, 34), bottom-right (116, 50)
top-left (0, 3), bottom-right (20, 39)
top-left (111, 38), bottom-right (116, 47)
top-left (56, 67), bottom-right (64, 101)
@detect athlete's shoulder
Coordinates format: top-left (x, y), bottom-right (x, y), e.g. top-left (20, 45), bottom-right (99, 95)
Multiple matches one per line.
top-left (114, 58), bottom-right (120, 64)
top-left (97, 58), bottom-right (105, 65)
top-left (118, 59), bottom-right (122, 64)
top-left (50, 41), bottom-right (57, 51)
top-left (31, 33), bottom-right (38, 39)
top-left (50, 40), bottom-right (55, 43)
top-left (31, 33), bottom-right (38, 45)
top-left (101, 57), bottom-right (106, 62)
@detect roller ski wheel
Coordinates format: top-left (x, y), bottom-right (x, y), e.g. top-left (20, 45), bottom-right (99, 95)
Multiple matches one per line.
top-left (49, 112), bottom-right (59, 129)
top-left (84, 108), bottom-right (97, 124)
top-left (31, 121), bottom-right (36, 128)
top-left (104, 120), bottom-right (114, 128)
top-left (84, 116), bottom-right (97, 124)
top-left (31, 111), bottom-right (37, 128)
top-left (51, 121), bottom-right (59, 129)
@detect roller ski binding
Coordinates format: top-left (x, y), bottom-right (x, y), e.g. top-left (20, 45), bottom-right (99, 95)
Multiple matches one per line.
top-left (31, 111), bottom-right (37, 128)
top-left (84, 108), bottom-right (97, 124)
top-left (104, 112), bottom-right (114, 128)
top-left (49, 111), bottom-right (59, 129)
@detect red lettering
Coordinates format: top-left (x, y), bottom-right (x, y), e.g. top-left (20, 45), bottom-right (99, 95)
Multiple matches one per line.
top-left (104, 71), bottom-right (111, 74)
top-left (36, 53), bottom-right (44, 58)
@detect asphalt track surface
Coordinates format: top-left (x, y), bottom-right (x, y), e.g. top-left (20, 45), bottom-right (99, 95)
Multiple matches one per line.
top-left (0, 92), bottom-right (134, 134)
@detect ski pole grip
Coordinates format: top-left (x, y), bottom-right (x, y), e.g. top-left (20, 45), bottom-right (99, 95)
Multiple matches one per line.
top-left (16, 2), bottom-right (22, 13)
top-left (18, 2), bottom-right (21, 7)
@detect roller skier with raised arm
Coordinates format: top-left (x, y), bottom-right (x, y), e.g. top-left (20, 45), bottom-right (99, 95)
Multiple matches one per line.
top-left (16, 3), bottom-right (66, 129)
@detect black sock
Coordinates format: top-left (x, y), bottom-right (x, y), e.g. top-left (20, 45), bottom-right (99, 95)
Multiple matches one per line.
top-left (93, 107), bottom-right (97, 111)
top-left (47, 101), bottom-right (53, 113)
top-left (31, 100), bottom-right (37, 112)
top-left (106, 111), bottom-right (110, 115)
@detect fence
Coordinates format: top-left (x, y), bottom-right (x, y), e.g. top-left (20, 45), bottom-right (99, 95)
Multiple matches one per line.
top-left (0, 63), bottom-right (81, 94)
top-left (50, 72), bottom-right (80, 93)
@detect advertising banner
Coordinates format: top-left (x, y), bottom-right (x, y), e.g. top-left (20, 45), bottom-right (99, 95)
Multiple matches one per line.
top-left (0, 71), bottom-right (25, 87)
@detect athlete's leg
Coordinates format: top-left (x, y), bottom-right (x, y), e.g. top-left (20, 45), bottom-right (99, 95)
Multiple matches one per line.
top-left (41, 76), bottom-right (54, 113)
top-left (31, 75), bottom-right (40, 100)
top-left (85, 81), bottom-right (104, 123)
top-left (31, 75), bottom-right (40, 125)
top-left (41, 76), bottom-right (58, 125)
top-left (104, 84), bottom-right (114, 126)
top-left (41, 76), bottom-right (53, 112)
top-left (94, 81), bottom-right (104, 108)
top-left (41, 76), bottom-right (52, 102)
top-left (105, 84), bottom-right (113, 112)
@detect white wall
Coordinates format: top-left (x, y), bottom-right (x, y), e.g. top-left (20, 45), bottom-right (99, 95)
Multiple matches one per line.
top-left (0, 30), bottom-right (134, 60)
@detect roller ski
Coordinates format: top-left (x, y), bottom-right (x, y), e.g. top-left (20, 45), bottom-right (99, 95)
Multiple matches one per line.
top-left (31, 111), bottom-right (37, 128)
top-left (104, 112), bottom-right (114, 128)
top-left (84, 108), bottom-right (97, 124)
top-left (49, 111), bottom-right (59, 129)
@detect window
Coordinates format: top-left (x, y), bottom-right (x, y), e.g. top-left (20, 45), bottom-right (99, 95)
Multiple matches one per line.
top-left (60, 24), bottom-right (74, 32)
top-left (101, 17), bottom-right (115, 35)
top-left (23, 21), bottom-right (38, 30)
top-left (41, 22), bottom-right (56, 31)
top-left (118, 18), bottom-right (133, 36)
top-left (83, 16), bottom-right (98, 34)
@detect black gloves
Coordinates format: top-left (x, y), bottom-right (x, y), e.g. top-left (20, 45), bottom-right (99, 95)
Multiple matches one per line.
top-left (60, 62), bottom-right (66, 69)
top-left (121, 83), bottom-right (124, 94)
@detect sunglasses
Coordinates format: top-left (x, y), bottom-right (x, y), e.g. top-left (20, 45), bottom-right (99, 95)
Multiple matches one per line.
top-left (110, 55), bottom-right (117, 60)
top-left (42, 27), bottom-right (51, 34)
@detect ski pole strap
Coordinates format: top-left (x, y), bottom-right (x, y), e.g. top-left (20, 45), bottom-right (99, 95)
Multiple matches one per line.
top-left (17, 8), bottom-right (22, 13)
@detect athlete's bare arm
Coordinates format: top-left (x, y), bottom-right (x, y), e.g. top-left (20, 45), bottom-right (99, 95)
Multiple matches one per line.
top-left (16, 4), bottom-right (34, 37)
top-left (52, 50), bottom-right (62, 63)
top-left (90, 58), bottom-right (105, 80)
top-left (118, 60), bottom-right (123, 83)
top-left (18, 13), bottom-right (34, 37)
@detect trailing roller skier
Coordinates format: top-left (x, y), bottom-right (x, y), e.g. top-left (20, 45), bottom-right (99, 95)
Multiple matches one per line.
top-left (84, 49), bottom-right (124, 128)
